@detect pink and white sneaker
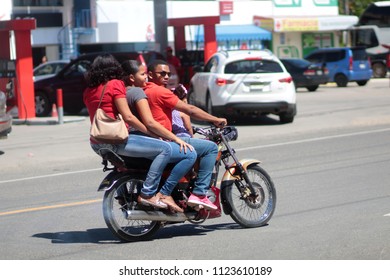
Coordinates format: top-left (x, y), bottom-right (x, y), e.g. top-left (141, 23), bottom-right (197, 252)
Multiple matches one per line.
top-left (187, 194), bottom-right (217, 210)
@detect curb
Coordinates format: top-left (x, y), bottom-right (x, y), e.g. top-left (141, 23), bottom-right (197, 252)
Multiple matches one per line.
top-left (12, 116), bottom-right (86, 125)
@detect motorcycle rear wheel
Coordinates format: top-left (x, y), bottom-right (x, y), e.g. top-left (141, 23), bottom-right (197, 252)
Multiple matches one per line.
top-left (102, 177), bottom-right (161, 242)
top-left (223, 165), bottom-right (276, 228)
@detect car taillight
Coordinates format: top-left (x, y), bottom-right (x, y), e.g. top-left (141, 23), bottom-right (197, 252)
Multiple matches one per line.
top-left (215, 78), bottom-right (235, 86)
top-left (279, 76), bottom-right (293, 83)
top-left (386, 53), bottom-right (390, 68)
top-left (303, 69), bottom-right (316, 75)
top-left (349, 56), bottom-right (353, 70)
top-left (323, 67), bottom-right (329, 75)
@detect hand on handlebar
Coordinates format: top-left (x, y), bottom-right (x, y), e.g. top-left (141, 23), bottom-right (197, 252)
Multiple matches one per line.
top-left (213, 118), bottom-right (227, 128)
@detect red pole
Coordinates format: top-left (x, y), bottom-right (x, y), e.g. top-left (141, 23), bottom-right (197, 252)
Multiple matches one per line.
top-left (56, 88), bottom-right (64, 124)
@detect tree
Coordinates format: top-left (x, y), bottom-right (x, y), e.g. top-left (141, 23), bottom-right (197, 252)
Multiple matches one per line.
top-left (339, 0), bottom-right (386, 17)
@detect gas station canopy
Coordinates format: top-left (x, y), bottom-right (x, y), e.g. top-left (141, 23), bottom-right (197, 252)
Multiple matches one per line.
top-left (194, 24), bottom-right (271, 42)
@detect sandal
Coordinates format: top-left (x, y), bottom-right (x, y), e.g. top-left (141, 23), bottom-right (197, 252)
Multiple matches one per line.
top-left (157, 193), bottom-right (184, 213)
top-left (137, 195), bottom-right (168, 209)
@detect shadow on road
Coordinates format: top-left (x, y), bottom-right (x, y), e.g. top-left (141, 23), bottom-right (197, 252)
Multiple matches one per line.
top-left (31, 222), bottom-right (253, 244)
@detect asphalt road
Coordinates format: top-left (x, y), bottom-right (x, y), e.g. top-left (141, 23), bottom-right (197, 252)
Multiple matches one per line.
top-left (1, 79), bottom-right (390, 264)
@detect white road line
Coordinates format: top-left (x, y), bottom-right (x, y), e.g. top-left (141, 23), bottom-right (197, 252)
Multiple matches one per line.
top-left (2, 127), bottom-right (390, 184)
top-left (384, 213), bottom-right (390, 217)
top-left (0, 168), bottom-right (101, 184)
top-left (236, 127), bottom-right (390, 151)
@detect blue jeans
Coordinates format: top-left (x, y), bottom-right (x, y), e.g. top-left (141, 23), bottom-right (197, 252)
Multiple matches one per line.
top-left (179, 137), bottom-right (218, 196)
top-left (115, 134), bottom-right (172, 197)
top-left (159, 142), bottom-right (197, 196)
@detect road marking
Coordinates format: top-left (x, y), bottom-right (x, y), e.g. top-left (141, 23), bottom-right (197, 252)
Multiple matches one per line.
top-left (236, 127), bottom-right (390, 151)
top-left (0, 168), bottom-right (101, 184)
top-left (385, 213), bottom-right (390, 217)
top-left (2, 128), bottom-right (390, 184)
top-left (0, 199), bottom-right (101, 217)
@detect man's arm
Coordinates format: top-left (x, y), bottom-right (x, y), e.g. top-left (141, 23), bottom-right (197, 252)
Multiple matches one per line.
top-left (174, 100), bottom-right (227, 128)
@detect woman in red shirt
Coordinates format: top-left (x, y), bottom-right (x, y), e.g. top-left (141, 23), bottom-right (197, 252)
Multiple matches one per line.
top-left (83, 54), bottom-right (193, 209)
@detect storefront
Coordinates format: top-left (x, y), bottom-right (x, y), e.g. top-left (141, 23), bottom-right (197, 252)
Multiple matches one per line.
top-left (254, 15), bottom-right (358, 58)
top-left (194, 24), bottom-right (272, 51)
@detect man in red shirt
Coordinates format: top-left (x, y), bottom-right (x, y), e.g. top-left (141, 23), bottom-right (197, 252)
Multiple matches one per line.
top-left (144, 59), bottom-right (227, 210)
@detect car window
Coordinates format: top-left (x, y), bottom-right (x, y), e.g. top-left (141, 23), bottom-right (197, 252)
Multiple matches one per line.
top-left (225, 60), bottom-right (283, 74)
top-left (306, 53), bottom-right (323, 63)
top-left (64, 60), bottom-right (91, 76)
top-left (34, 65), bottom-right (54, 75)
top-left (352, 48), bottom-right (368, 60)
top-left (204, 56), bottom-right (218, 73)
top-left (325, 51), bottom-right (345, 62)
top-left (282, 59), bottom-right (310, 69)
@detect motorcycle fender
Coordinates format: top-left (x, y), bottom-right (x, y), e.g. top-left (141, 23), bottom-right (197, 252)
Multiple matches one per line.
top-left (221, 159), bottom-right (261, 182)
top-left (220, 159), bottom-right (261, 215)
top-left (97, 171), bottom-right (124, 192)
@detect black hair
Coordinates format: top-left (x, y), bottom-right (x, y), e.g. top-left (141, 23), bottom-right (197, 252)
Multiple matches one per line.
top-left (85, 53), bottom-right (124, 88)
top-left (147, 59), bottom-right (168, 72)
top-left (121, 60), bottom-right (144, 86)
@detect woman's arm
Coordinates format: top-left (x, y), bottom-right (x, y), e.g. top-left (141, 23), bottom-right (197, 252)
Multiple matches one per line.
top-left (136, 99), bottom-right (193, 152)
top-left (115, 98), bottom-right (152, 136)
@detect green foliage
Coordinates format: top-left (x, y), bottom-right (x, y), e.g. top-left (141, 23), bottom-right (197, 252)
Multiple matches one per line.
top-left (339, 0), bottom-right (387, 17)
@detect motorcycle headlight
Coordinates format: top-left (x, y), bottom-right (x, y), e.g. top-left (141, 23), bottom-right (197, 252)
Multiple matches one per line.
top-left (223, 126), bottom-right (238, 142)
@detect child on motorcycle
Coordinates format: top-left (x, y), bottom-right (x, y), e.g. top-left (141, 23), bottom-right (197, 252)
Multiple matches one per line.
top-left (171, 84), bottom-right (193, 138)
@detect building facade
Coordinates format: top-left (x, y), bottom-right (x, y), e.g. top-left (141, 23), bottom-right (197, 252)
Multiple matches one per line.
top-left (3, 0), bottom-right (358, 66)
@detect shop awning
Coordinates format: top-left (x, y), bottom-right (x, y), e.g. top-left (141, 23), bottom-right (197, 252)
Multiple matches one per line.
top-left (194, 24), bottom-right (271, 42)
top-left (253, 15), bottom-right (359, 32)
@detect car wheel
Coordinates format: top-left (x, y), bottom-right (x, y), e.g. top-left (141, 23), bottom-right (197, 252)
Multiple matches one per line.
top-left (356, 80), bottom-right (368, 86)
top-left (306, 85), bottom-right (319, 92)
top-left (279, 112), bottom-right (294, 124)
top-left (206, 92), bottom-right (213, 115)
top-left (335, 74), bottom-right (348, 87)
top-left (372, 63), bottom-right (386, 78)
top-left (279, 105), bottom-right (296, 124)
top-left (35, 91), bottom-right (51, 117)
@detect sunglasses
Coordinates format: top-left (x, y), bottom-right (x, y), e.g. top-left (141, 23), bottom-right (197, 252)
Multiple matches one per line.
top-left (155, 71), bottom-right (171, 77)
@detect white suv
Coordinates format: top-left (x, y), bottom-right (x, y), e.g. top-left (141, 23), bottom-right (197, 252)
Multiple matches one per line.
top-left (188, 50), bottom-right (297, 123)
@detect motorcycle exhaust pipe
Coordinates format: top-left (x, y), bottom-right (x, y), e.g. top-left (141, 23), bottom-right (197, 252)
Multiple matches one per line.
top-left (125, 210), bottom-right (198, 222)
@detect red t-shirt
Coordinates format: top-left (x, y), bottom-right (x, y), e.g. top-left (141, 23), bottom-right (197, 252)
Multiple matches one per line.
top-left (83, 79), bottom-right (126, 124)
top-left (143, 82), bottom-right (179, 131)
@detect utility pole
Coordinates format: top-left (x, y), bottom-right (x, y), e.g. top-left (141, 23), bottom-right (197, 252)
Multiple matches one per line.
top-left (153, 0), bottom-right (168, 53)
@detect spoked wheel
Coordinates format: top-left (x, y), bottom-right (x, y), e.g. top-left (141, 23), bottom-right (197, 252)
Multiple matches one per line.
top-left (223, 165), bottom-right (276, 228)
top-left (102, 177), bottom-right (161, 242)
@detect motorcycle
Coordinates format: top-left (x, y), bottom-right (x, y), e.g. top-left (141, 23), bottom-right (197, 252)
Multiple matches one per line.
top-left (97, 125), bottom-right (276, 242)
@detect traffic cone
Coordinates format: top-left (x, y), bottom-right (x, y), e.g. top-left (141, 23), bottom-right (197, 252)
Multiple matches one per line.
top-left (51, 103), bottom-right (58, 117)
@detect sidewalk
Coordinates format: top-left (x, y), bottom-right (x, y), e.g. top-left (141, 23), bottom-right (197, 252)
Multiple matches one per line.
top-left (0, 115), bottom-right (96, 176)
top-left (12, 115), bottom-right (86, 126)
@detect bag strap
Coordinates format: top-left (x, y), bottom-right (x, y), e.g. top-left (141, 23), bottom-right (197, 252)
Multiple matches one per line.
top-left (96, 83), bottom-right (108, 109)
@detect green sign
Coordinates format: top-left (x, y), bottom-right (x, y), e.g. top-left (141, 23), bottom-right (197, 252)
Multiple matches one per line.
top-left (273, 0), bottom-right (337, 7)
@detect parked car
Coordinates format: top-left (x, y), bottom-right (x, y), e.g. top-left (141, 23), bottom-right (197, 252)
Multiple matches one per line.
top-left (188, 49), bottom-right (297, 123)
top-left (33, 60), bottom-right (70, 81)
top-left (280, 58), bottom-right (329, 92)
top-left (304, 47), bottom-right (372, 87)
top-left (0, 90), bottom-right (12, 139)
top-left (7, 51), bottom-right (179, 117)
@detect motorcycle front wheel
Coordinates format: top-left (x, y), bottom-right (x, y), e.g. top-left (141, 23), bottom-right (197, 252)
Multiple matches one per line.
top-left (223, 165), bottom-right (276, 228)
top-left (102, 177), bottom-right (161, 242)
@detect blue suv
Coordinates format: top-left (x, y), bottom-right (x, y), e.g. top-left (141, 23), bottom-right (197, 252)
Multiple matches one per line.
top-left (305, 47), bottom-right (372, 87)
